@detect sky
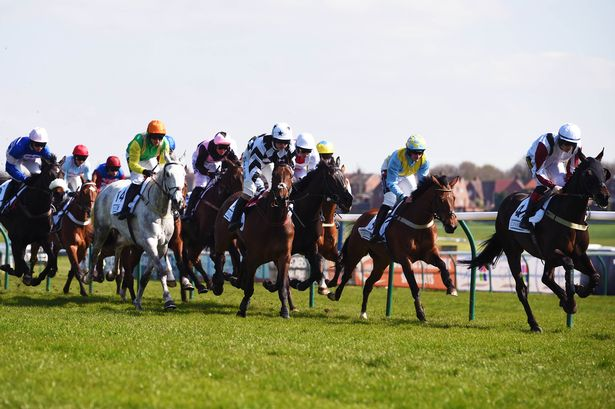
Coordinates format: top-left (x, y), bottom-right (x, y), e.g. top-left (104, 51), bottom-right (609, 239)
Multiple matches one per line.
top-left (1, 0), bottom-right (614, 173)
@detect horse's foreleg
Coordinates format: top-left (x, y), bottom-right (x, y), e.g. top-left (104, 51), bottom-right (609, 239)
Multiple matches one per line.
top-left (62, 245), bottom-right (81, 295)
top-left (237, 260), bottom-right (256, 318)
top-left (276, 254), bottom-right (291, 319)
top-left (31, 240), bottom-right (58, 287)
top-left (84, 229), bottom-right (108, 284)
top-left (541, 263), bottom-right (569, 311)
top-left (398, 257), bottom-right (425, 321)
top-left (507, 251), bottom-right (541, 332)
top-left (133, 258), bottom-right (154, 310)
top-left (573, 253), bottom-right (600, 298)
top-left (426, 252), bottom-right (457, 296)
top-left (359, 258), bottom-right (389, 319)
top-left (562, 255), bottom-right (577, 314)
top-left (328, 243), bottom-right (365, 302)
top-left (211, 251), bottom-right (226, 296)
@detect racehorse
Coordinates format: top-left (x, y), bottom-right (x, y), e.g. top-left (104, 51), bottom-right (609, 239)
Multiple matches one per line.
top-left (0, 155), bottom-right (61, 285)
top-left (82, 162), bottom-right (186, 310)
top-left (464, 150), bottom-right (610, 332)
top-left (213, 161), bottom-right (295, 318)
top-left (328, 175), bottom-right (460, 321)
top-left (261, 159), bottom-right (352, 295)
top-left (30, 182), bottom-right (97, 295)
top-left (181, 158), bottom-right (243, 294)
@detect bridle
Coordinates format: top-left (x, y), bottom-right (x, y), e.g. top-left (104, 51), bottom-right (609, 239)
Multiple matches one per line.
top-left (433, 187), bottom-right (456, 223)
top-left (148, 162), bottom-right (183, 202)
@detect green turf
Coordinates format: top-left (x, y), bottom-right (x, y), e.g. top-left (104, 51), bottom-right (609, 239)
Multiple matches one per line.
top-left (1, 257), bottom-right (615, 408)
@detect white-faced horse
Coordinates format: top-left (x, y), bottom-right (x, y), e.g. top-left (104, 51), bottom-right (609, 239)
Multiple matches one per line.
top-left (82, 162), bottom-right (186, 310)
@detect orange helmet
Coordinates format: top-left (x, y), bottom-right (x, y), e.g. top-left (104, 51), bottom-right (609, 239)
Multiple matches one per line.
top-left (147, 120), bottom-right (166, 135)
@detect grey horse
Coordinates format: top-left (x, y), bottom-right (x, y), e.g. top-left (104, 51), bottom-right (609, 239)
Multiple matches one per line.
top-left (82, 162), bottom-right (186, 310)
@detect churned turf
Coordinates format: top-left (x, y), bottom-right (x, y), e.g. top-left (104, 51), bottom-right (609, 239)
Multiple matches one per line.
top-left (1, 258), bottom-right (615, 409)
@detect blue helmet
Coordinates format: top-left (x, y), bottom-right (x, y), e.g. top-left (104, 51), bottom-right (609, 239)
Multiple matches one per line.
top-left (165, 135), bottom-right (176, 152)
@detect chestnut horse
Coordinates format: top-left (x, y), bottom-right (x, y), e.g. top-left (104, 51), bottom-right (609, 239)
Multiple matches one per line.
top-left (30, 182), bottom-right (97, 294)
top-left (213, 162), bottom-right (295, 318)
top-left (465, 150), bottom-right (610, 332)
top-left (328, 175), bottom-right (460, 321)
top-left (181, 159), bottom-right (243, 294)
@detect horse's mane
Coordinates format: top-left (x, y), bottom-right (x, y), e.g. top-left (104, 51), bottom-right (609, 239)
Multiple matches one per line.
top-left (411, 175), bottom-right (448, 201)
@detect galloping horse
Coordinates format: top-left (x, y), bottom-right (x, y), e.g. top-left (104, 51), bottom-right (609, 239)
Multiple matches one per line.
top-left (0, 155), bottom-right (61, 285)
top-left (328, 175), bottom-right (460, 321)
top-left (30, 182), bottom-right (97, 294)
top-left (268, 160), bottom-right (353, 294)
top-left (83, 162), bottom-right (186, 310)
top-left (465, 150), bottom-right (610, 332)
top-left (213, 162), bottom-right (295, 318)
top-left (181, 159), bottom-right (243, 293)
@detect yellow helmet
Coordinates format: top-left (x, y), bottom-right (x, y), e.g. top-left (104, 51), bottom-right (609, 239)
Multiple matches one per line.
top-left (316, 140), bottom-right (335, 155)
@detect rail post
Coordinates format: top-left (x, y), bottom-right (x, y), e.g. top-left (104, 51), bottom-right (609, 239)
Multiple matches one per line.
top-left (459, 220), bottom-right (477, 321)
top-left (1, 226), bottom-right (10, 289)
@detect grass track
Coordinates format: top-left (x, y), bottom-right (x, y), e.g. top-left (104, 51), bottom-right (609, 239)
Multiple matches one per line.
top-left (1, 258), bottom-right (615, 409)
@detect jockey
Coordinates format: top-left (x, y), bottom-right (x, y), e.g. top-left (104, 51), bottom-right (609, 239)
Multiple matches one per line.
top-left (62, 144), bottom-right (93, 192)
top-left (293, 133), bottom-right (320, 181)
top-left (519, 122), bottom-right (583, 230)
top-left (228, 122), bottom-right (294, 231)
top-left (316, 140), bottom-right (335, 165)
top-left (2, 127), bottom-right (54, 212)
top-left (49, 178), bottom-right (70, 210)
top-left (164, 135), bottom-right (177, 160)
top-left (92, 156), bottom-right (126, 192)
top-left (184, 131), bottom-right (240, 219)
top-left (117, 119), bottom-right (171, 220)
top-left (362, 134), bottom-right (430, 242)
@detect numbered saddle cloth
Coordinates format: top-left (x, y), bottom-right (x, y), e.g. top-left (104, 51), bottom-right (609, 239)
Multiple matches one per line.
top-left (508, 196), bottom-right (553, 233)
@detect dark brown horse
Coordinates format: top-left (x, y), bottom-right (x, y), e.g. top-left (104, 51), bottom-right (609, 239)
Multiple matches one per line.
top-left (328, 175), bottom-right (460, 321)
top-left (181, 159), bottom-right (243, 294)
top-left (30, 182), bottom-right (97, 294)
top-left (213, 162), bottom-right (295, 318)
top-left (0, 155), bottom-right (61, 285)
top-left (465, 150), bottom-right (610, 332)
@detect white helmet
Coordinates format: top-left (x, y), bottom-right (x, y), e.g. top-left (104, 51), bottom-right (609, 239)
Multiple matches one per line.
top-left (49, 178), bottom-right (68, 191)
top-left (558, 123), bottom-right (581, 143)
top-left (296, 132), bottom-right (315, 151)
top-left (29, 127), bottom-right (49, 143)
top-left (272, 122), bottom-right (293, 142)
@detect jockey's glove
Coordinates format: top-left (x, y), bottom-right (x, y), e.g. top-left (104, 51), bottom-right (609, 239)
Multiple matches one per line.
top-left (142, 169), bottom-right (154, 178)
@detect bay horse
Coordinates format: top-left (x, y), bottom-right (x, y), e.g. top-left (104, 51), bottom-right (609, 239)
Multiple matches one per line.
top-left (181, 158), bottom-right (243, 294)
top-left (262, 159), bottom-right (352, 294)
top-left (213, 162), bottom-right (295, 318)
top-left (30, 182), bottom-right (97, 295)
top-left (82, 162), bottom-right (186, 310)
top-left (464, 150), bottom-right (610, 332)
top-left (0, 155), bottom-right (61, 285)
top-left (328, 175), bottom-right (460, 321)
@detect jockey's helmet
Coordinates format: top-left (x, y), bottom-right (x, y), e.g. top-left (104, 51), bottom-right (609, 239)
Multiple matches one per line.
top-left (213, 131), bottom-right (231, 146)
top-left (316, 140), bottom-right (335, 155)
top-left (49, 178), bottom-right (69, 191)
top-left (406, 134), bottom-right (427, 153)
top-left (165, 135), bottom-right (176, 152)
top-left (73, 144), bottom-right (89, 157)
top-left (29, 127), bottom-right (49, 143)
top-left (272, 122), bottom-right (293, 143)
top-left (558, 123), bottom-right (581, 143)
top-left (147, 119), bottom-right (166, 136)
top-left (106, 156), bottom-right (121, 168)
top-left (296, 133), bottom-right (315, 152)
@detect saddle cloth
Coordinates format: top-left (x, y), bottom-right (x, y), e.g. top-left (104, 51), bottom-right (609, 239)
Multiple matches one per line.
top-left (223, 194), bottom-right (292, 230)
top-left (508, 196), bottom-right (553, 233)
top-left (357, 200), bottom-right (405, 242)
top-left (110, 180), bottom-right (145, 215)
top-left (0, 180), bottom-right (26, 213)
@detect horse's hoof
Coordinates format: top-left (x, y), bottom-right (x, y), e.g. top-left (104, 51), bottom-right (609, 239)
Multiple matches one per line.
top-left (105, 272), bottom-right (116, 282)
top-left (223, 272), bottom-right (233, 281)
top-left (447, 288), bottom-right (458, 297)
top-left (133, 300), bottom-right (142, 310)
top-left (415, 301), bottom-right (426, 322)
top-left (22, 275), bottom-right (33, 286)
top-left (29, 277), bottom-right (42, 287)
top-left (291, 307), bottom-right (300, 313)
top-left (318, 286), bottom-right (330, 296)
top-left (181, 282), bottom-right (194, 291)
top-left (236, 310), bottom-right (247, 318)
top-left (197, 285), bottom-right (208, 294)
top-left (63, 287), bottom-right (70, 294)
top-left (360, 312), bottom-right (368, 320)
top-left (263, 280), bottom-right (276, 292)
top-left (530, 325), bottom-right (543, 333)
top-left (575, 284), bottom-right (591, 298)
top-left (327, 293), bottom-right (338, 302)
top-left (289, 279), bottom-right (300, 289)
top-left (164, 300), bottom-right (176, 310)
top-left (279, 310), bottom-right (290, 319)
top-left (48, 270), bottom-right (57, 278)
top-left (80, 291), bottom-right (88, 297)
top-left (93, 274), bottom-right (104, 283)
top-left (325, 279), bottom-right (337, 288)
top-left (229, 277), bottom-right (241, 289)
top-left (167, 280), bottom-right (177, 288)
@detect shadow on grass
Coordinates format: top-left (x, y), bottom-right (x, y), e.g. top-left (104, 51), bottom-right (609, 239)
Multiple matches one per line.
top-left (0, 294), bottom-right (111, 307)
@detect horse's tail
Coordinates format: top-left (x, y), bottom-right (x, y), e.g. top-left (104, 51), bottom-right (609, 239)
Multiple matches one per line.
top-left (461, 233), bottom-right (504, 269)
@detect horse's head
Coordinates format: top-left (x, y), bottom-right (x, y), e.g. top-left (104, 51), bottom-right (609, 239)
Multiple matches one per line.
top-left (271, 162), bottom-right (293, 206)
top-left (568, 149), bottom-right (611, 208)
top-left (158, 162), bottom-right (187, 211)
top-left (410, 175), bottom-right (458, 233)
top-left (320, 159), bottom-right (353, 212)
top-left (220, 158), bottom-right (244, 195)
top-left (29, 154), bottom-right (61, 189)
top-left (74, 182), bottom-right (97, 218)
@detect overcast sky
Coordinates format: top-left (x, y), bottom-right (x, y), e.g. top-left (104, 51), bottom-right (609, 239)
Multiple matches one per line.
top-left (1, 0), bottom-right (613, 173)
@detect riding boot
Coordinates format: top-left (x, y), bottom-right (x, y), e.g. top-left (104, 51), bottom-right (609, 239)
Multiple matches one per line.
top-left (228, 196), bottom-right (248, 232)
top-left (182, 186), bottom-right (204, 220)
top-left (519, 198), bottom-right (539, 230)
top-left (117, 183), bottom-right (142, 220)
top-left (370, 204), bottom-right (391, 242)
